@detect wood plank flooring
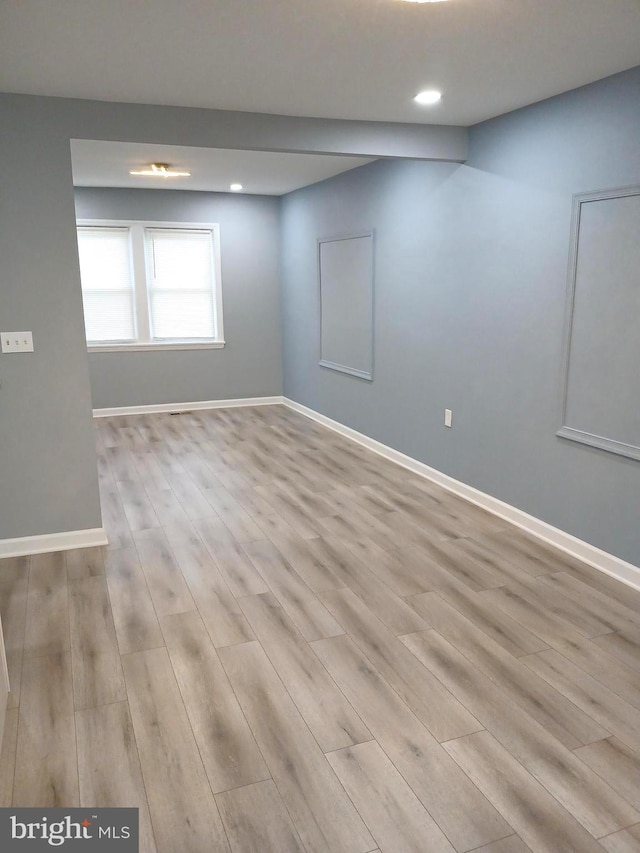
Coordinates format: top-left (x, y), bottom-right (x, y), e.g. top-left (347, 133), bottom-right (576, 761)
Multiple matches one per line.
top-left (1, 404), bottom-right (639, 853)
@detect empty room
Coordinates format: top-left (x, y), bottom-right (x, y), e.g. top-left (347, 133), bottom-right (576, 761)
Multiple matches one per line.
top-left (1, 2), bottom-right (640, 852)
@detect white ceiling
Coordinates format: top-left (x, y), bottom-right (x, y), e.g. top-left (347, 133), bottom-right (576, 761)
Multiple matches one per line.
top-left (1, 0), bottom-right (639, 127)
top-left (9, 1), bottom-right (640, 196)
top-left (71, 140), bottom-right (376, 196)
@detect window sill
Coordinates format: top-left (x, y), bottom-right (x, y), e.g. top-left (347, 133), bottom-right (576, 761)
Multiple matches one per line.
top-left (88, 341), bottom-right (226, 353)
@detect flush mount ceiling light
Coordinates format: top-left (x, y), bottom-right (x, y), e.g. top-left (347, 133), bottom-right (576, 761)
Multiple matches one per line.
top-left (229, 183), bottom-right (243, 192)
top-left (414, 89), bottom-right (442, 105)
top-left (129, 163), bottom-right (191, 178)
top-left (400, 1), bottom-right (449, 4)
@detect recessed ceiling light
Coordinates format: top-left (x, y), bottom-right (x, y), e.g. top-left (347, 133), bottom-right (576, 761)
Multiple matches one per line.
top-left (400, 1), bottom-right (449, 4)
top-left (129, 162), bottom-right (190, 178)
top-left (414, 90), bottom-right (442, 105)
top-left (230, 183), bottom-right (243, 192)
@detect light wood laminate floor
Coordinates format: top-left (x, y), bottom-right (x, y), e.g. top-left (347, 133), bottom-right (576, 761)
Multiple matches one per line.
top-left (1, 405), bottom-right (639, 852)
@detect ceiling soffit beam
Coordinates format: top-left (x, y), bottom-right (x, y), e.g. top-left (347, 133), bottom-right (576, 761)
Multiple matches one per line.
top-left (1, 93), bottom-right (468, 163)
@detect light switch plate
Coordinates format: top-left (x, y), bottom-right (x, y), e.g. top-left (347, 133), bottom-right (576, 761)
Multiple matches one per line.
top-left (444, 408), bottom-right (453, 428)
top-left (1, 331), bottom-right (34, 353)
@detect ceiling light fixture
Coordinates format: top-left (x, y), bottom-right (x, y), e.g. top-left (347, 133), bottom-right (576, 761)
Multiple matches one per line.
top-left (230, 183), bottom-right (243, 192)
top-left (414, 89), bottom-right (442, 105)
top-left (400, 1), bottom-right (449, 4)
top-left (129, 163), bottom-right (191, 178)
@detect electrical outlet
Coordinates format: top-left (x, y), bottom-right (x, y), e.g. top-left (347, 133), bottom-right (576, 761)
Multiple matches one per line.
top-left (1, 331), bottom-right (34, 353)
top-left (444, 408), bottom-right (453, 428)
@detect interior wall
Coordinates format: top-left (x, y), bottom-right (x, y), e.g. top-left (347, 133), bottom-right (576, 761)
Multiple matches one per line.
top-left (0, 92), bottom-right (450, 543)
top-left (280, 66), bottom-right (640, 567)
top-left (1, 70), bottom-right (638, 558)
top-left (0, 104), bottom-right (101, 540)
top-left (75, 187), bottom-right (282, 409)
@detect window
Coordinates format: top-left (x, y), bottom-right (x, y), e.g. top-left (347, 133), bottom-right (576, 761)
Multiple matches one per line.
top-left (76, 220), bottom-right (224, 351)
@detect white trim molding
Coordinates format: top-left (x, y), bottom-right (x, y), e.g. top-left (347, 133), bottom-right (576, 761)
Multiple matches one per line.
top-left (0, 527), bottom-right (108, 560)
top-left (283, 397), bottom-right (640, 592)
top-left (93, 396), bottom-right (285, 418)
top-left (89, 340), bottom-right (225, 353)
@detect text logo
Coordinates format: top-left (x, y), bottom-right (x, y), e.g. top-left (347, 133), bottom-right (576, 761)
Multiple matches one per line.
top-left (0, 809), bottom-right (138, 851)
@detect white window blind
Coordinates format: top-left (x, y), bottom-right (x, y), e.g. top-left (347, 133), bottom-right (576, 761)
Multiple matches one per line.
top-left (77, 227), bottom-right (136, 342)
top-left (145, 228), bottom-right (217, 340)
top-left (76, 219), bottom-right (224, 351)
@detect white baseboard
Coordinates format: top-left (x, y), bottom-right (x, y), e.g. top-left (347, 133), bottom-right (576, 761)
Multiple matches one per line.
top-left (283, 398), bottom-right (640, 592)
top-left (0, 527), bottom-right (108, 560)
top-left (93, 396), bottom-right (285, 418)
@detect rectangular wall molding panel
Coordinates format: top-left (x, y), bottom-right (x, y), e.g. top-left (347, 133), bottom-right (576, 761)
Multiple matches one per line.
top-left (318, 232), bottom-right (374, 380)
top-left (558, 185), bottom-right (640, 461)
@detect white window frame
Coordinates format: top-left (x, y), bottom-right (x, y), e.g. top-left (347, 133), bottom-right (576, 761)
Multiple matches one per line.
top-left (77, 219), bottom-right (225, 352)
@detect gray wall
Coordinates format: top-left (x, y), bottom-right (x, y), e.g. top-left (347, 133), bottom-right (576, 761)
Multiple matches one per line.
top-left (0, 101), bottom-right (102, 539)
top-left (75, 188), bottom-right (282, 409)
top-left (281, 66), bottom-right (640, 567)
top-left (1, 71), bottom-right (639, 561)
top-left (0, 91), bottom-right (451, 542)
